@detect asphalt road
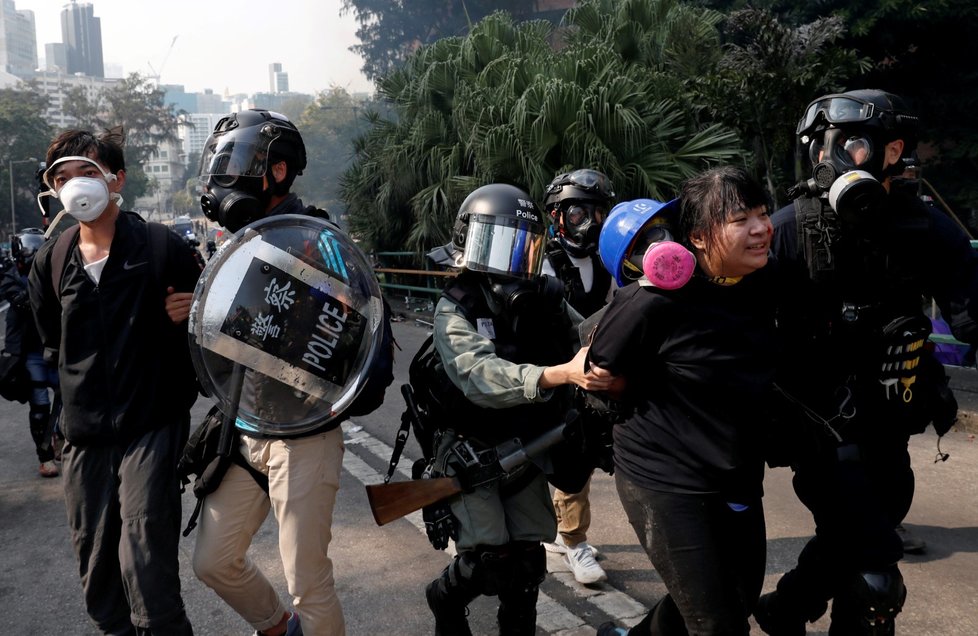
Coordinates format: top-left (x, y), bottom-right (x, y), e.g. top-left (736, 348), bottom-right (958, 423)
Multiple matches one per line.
top-left (1, 315), bottom-right (977, 635)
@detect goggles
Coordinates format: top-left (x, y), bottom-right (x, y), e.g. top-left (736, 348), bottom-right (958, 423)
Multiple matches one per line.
top-left (461, 214), bottom-right (545, 279)
top-left (545, 169), bottom-right (615, 199)
top-left (622, 223), bottom-right (673, 279)
top-left (796, 96), bottom-right (880, 136)
top-left (563, 202), bottom-right (608, 229)
top-left (198, 124), bottom-right (281, 188)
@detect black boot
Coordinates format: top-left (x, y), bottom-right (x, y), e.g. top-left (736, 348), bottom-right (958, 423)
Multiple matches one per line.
top-left (754, 592), bottom-right (806, 636)
top-left (426, 554), bottom-right (480, 636)
top-left (496, 542), bottom-right (545, 636)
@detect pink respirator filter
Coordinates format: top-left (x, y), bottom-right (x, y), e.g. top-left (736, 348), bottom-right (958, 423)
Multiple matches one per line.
top-left (642, 241), bottom-right (696, 290)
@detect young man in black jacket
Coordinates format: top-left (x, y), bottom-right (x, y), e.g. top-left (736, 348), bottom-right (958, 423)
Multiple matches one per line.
top-left (29, 130), bottom-right (203, 634)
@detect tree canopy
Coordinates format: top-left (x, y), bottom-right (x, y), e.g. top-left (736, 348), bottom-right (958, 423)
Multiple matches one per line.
top-left (342, 1), bottom-right (751, 252)
top-left (60, 73), bottom-right (184, 204)
top-left (0, 85), bottom-right (53, 234)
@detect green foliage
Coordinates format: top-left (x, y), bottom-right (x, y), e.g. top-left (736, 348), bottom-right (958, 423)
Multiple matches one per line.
top-left (59, 73), bottom-right (182, 203)
top-left (696, 9), bottom-right (867, 205)
top-left (0, 85), bottom-right (53, 233)
top-left (341, 0), bottom-right (536, 80)
top-left (343, 3), bottom-right (744, 252)
top-left (294, 88), bottom-right (380, 223)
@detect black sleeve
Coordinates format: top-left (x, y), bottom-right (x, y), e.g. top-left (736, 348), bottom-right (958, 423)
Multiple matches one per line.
top-left (0, 269), bottom-right (27, 307)
top-left (925, 209), bottom-right (978, 345)
top-left (27, 240), bottom-right (60, 356)
top-left (588, 286), bottom-right (658, 375)
top-left (165, 231), bottom-right (205, 295)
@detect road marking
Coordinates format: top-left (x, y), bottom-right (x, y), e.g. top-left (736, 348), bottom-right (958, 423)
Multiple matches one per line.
top-left (341, 421), bottom-right (649, 633)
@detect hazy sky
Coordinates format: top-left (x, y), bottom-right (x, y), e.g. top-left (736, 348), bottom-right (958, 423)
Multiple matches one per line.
top-left (15, 0), bottom-right (375, 96)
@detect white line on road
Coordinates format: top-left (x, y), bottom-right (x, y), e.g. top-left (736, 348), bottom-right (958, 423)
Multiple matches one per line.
top-left (340, 421), bottom-right (649, 633)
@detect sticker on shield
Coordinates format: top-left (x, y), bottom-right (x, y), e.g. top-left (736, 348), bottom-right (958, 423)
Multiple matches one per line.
top-left (220, 257), bottom-right (366, 387)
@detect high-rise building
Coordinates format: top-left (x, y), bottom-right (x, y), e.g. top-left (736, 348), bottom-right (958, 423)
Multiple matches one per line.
top-left (61, 0), bottom-right (103, 78)
top-left (0, 0), bottom-right (39, 75)
top-left (269, 62), bottom-right (288, 93)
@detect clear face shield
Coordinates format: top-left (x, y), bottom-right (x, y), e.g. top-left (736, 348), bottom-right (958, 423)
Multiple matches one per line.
top-left (197, 125), bottom-right (280, 188)
top-left (461, 214), bottom-right (546, 279)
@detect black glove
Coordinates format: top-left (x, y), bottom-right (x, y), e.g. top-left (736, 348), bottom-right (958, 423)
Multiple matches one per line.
top-left (422, 501), bottom-right (459, 551)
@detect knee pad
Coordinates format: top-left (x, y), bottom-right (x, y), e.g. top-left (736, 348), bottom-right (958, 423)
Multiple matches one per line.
top-left (508, 542), bottom-right (546, 590)
top-left (832, 566), bottom-right (906, 634)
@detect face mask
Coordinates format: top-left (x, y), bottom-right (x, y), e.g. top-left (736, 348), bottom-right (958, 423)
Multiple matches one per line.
top-left (37, 156), bottom-right (119, 223)
top-left (622, 224), bottom-right (695, 290)
top-left (199, 177), bottom-right (271, 232)
top-left (788, 127), bottom-right (888, 226)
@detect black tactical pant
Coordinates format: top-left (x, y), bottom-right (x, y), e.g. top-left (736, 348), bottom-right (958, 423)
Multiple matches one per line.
top-left (62, 420), bottom-right (193, 635)
top-left (772, 436), bottom-right (914, 625)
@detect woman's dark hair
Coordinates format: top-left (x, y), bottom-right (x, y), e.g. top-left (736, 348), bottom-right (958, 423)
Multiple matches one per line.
top-left (45, 128), bottom-right (126, 174)
top-left (678, 166), bottom-right (768, 256)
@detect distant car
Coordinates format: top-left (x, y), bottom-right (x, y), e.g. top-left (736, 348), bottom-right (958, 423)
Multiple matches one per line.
top-left (172, 216), bottom-right (196, 243)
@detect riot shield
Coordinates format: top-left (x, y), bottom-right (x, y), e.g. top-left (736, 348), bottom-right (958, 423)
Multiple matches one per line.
top-left (188, 214), bottom-right (384, 436)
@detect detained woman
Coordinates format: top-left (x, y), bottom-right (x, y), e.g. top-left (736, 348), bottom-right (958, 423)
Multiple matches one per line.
top-left (592, 166), bottom-right (778, 636)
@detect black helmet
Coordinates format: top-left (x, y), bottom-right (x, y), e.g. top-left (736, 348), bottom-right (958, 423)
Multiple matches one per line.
top-left (11, 228), bottom-right (45, 265)
top-left (543, 169), bottom-right (615, 257)
top-left (197, 109), bottom-right (307, 231)
top-left (797, 89), bottom-right (918, 177)
top-left (447, 183), bottom-right (546, 279)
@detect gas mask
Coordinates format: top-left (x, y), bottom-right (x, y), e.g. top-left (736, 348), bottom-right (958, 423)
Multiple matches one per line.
top-left (789, 127), bottom-right (887, 227)
top-left (199, 176), bottom-right (272, 233)
top-left (555, 201), bottom-right (608, 257)
top-left (621, 221), bottom-right (695, 290)
top-left (37, 156), bottom-right (121, 224)
top-left (490, 274), bottom-right (564, 315)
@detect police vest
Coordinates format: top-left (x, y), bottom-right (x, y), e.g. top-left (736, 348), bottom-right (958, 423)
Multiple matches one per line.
top-left (545, 244), bottom-right (612, 318)
top-left (435, 273), bottom-right (575, 444)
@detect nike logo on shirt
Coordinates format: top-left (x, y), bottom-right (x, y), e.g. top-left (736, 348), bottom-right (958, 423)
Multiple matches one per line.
top-left (122, 260), bottom-right (147, 270)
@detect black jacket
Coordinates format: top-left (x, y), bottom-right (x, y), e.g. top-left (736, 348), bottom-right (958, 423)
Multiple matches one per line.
top-left (1, 264), bottom-right (40, 356)
top-left (771, 183), bottom-right (978, 441)
top-left (29, 212), bottom-right (203, 445)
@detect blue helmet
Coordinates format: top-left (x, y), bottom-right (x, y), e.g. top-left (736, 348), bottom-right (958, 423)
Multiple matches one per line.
top-left (599, 198), bottom-right (680, 287)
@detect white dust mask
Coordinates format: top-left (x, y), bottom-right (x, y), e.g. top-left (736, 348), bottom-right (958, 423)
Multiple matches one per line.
top-left (37, 156), bottom-right (119, 224)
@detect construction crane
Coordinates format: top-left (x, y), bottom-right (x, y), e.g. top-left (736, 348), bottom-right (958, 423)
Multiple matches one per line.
top-left (147, 35), bottom-right (179, 85)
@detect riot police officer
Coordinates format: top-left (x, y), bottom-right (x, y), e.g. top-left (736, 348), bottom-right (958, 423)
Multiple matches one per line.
top-left (187, 109), bottom-right (393, 636)
top-left (424, 183), bottom-right (613, 635)
top-left (756, 90), bottom-right (978, 634)
top-left (539, 168), bottom-right (616, 584)
top-left (0, 228), bottom-right (61, 477)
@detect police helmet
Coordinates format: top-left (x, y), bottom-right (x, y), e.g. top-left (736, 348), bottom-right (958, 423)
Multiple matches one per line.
top-left (543, 169), bottom-right (615, 257)
top-left (11, 228), bottom-right (45, 265)
top-left (197, 109), bottom-right (307, 230)
top-left (449, 183), bottom-right (547, 279)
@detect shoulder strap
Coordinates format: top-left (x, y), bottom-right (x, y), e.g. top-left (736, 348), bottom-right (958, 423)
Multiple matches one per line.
top-left (51, 225), bottom-right (81, 302)
top-left (146, 221), bottom-right (171, 288)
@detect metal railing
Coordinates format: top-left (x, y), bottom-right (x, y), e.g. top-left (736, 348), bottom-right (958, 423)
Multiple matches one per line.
top-left (373, 251), bottom-right (455, 306)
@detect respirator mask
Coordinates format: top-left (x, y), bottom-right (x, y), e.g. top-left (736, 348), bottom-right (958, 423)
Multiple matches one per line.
top-left (37, 156), bottom-right (121, 224)
top-left (490, 274), bottom-right (564, 315)
top-left (789, 127), bottom-right (887, 226)
top-left (622, 220), bottom-right (696, 290)
top-left (199, 175), bottom-right (272, 233)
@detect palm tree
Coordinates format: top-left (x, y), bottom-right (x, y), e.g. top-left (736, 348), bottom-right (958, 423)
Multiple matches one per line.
top-left (343, 2), bottom-right (745, 252)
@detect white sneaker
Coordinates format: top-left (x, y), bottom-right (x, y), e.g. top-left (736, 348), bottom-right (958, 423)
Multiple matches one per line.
top-left (563, 541), bottom-right (607, 585)
top-left (544, 534), bottom-right (600, 558)
top-left (38, 460), bottom-right (59, 478)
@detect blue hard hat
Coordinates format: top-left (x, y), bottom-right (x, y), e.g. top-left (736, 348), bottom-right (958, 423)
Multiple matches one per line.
top-left (599, 198), bottom-right (680, 286)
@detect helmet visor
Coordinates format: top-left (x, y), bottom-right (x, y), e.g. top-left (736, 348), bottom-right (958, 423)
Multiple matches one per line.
top-left (797, 96), bottom-right (876, 136)
top-left (198, 125), bottom-right (281, 187)
top-left (461, 215), bottom-right (545, 279)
